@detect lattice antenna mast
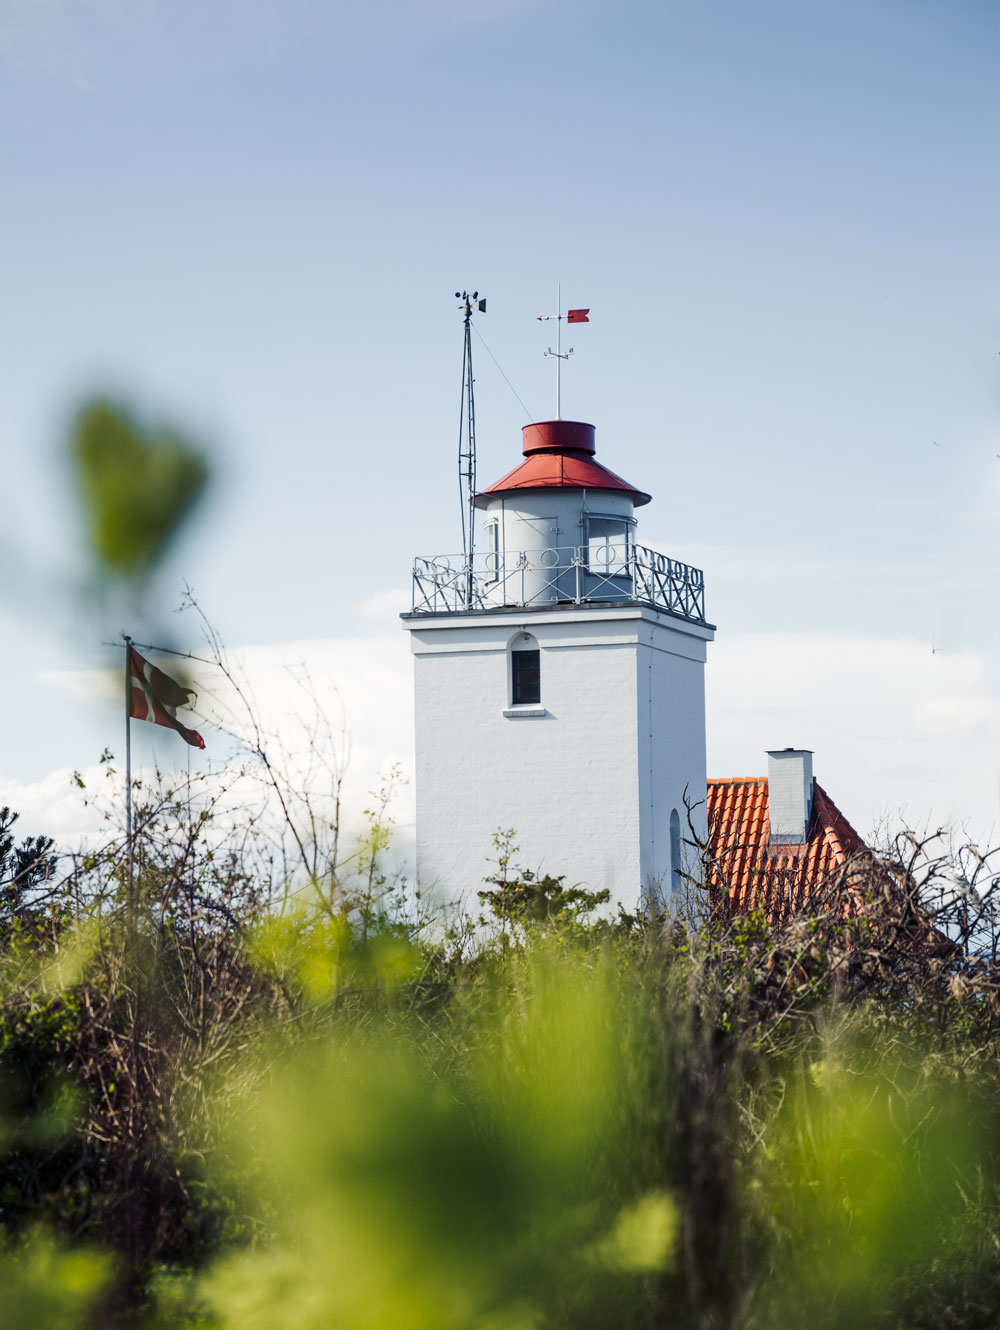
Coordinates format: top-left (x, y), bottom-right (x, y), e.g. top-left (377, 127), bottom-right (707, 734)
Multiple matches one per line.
top-left (456, 290), bottom-right (485, 602)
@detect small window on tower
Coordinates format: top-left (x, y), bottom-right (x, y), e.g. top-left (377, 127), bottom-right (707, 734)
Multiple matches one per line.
top-left (670, 809), bottom-right (682, 894)
top-left (511, 640), bottom-right (541, 705)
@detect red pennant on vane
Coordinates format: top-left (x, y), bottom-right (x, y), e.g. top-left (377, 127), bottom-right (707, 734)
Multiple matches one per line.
top-left (567, 308), bottom-right (590, 323)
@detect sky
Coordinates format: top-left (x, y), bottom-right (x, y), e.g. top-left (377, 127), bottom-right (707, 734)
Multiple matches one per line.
top-left (1, 0), bottom-right (998, 860)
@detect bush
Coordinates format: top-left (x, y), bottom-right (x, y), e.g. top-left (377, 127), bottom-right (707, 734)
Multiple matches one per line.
top-left (4, 789), bottom-right (1000, 1328)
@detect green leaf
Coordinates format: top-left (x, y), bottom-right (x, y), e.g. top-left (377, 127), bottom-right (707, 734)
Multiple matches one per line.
top-left (70, 398), bottom-right (209, 583)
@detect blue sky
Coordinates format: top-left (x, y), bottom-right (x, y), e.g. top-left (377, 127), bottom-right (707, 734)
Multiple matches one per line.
top-left (1, 0), bottom-right (998, 847)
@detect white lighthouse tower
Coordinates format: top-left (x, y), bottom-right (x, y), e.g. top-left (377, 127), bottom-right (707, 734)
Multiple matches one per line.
top-left (402, 411), bottom-right (715, 913)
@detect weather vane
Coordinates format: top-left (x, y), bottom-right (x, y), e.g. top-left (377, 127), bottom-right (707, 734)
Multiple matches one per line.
top-left (536, 283), bottom-right (589, 419)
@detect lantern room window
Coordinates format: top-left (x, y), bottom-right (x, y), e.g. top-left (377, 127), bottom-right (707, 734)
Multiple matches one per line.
top-left (485, 520), bottom-right (500, 583)
top-left (586, 515), bottom-right (633, 576)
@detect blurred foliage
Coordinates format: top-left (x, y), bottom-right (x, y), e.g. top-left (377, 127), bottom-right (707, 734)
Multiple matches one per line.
top-left (0, 1231), bottom-right (109, 1330)
top-left (3, 779), bottom-right (1000, 1328)
top-left (70, 399), bottom-right (209, 586)
top-left (200, 947), bottom-right (677, 1330)
top-left (744, 1025), bottom-right (1000, 1330)
top-left (250, 907), bottom-right (421, 1006)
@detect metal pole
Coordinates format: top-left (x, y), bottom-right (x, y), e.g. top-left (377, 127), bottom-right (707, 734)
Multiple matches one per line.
top-left (465, 308), bottom-right (477, 607)
top-left (556, 281), bottom-right (561, 419)
top-left (457, 309), bottom-right (469, 564)
top-left (456, 292), bottom-right (481, 609)
top-left (124, 635), bottom-right (134, 913)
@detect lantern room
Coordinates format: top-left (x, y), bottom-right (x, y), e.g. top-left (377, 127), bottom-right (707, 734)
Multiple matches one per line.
top-left (410, 419), bottom-right (705, 623)
top-left (473, 420), bottom-right (649, 608)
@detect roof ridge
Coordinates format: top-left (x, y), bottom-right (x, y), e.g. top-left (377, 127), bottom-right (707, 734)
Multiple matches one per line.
top-left (812, 781), bottom-right (865, 859)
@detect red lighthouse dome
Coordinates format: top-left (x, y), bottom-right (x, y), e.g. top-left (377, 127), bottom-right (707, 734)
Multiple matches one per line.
top-left (474, 419), bottom-right (651, 508)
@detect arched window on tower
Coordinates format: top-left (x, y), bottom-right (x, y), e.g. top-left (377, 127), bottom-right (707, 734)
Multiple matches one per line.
top-left (670, 809), bottom-right (682, 896)
top-left (510, 633), bottom-right (540, 706)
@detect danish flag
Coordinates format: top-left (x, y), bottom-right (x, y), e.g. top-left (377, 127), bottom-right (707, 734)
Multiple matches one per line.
top-left (128, 646), bottom-right (205, 749)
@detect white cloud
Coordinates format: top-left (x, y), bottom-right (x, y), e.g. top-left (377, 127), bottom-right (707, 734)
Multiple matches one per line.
top-left (30, 593), bottom-right (416, 866)
top-left (0, 764), bottom-right (105, 845)
top-left (12, 596), bottom-right (1000, 871)
top-left (707, 632), bottom-right (1000, 844)
top-left (196, 626), bottom-right (416, 835)
top-left (40, 664), bottom-right (118, 707)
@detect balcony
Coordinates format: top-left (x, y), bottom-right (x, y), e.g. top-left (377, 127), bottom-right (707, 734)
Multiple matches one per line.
top-left (409, 543), bottom-right (707, 625)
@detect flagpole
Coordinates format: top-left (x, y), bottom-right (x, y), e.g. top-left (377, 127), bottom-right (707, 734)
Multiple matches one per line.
top-left (539, 290), bottom-right (586, 419)
top-left (124, 634), bottom-right (134, 913)
top-left (555, 281), bottom-right (561, 419)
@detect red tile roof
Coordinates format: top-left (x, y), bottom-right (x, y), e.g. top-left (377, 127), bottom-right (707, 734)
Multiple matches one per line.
top-left (706, 777), bottom-right (866, 923)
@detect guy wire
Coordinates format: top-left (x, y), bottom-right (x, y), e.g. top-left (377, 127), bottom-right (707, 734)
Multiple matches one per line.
top-left (472, 323), bottom-right (533, 420)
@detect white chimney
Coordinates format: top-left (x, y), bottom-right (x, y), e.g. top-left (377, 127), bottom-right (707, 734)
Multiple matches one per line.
top-left (766, 748), bottom-right (814, 844)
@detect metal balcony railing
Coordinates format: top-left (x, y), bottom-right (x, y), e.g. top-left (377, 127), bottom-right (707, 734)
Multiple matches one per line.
top-left (410, 544), bottom-right (707, 625)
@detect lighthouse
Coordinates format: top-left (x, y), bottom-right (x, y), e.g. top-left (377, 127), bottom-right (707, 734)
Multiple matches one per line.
top-left (402, 413), bottom-right (715, 913)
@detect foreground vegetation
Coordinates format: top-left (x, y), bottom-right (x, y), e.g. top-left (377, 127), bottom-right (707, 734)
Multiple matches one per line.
top-left (2, 775), bottom-right (1000, 1330)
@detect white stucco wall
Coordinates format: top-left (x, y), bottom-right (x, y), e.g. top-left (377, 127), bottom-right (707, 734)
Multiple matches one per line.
top-left (405, 605), bottom-right (713, 914)
top-left (637, 621), bottom-right (710, 906)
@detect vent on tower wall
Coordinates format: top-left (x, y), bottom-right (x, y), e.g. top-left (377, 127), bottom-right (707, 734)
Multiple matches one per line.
top-left (766, 749), bottom-right (814, 845)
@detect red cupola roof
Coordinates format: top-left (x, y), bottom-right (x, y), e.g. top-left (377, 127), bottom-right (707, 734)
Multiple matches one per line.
top-left (474, 420), bottom-right (651, 508)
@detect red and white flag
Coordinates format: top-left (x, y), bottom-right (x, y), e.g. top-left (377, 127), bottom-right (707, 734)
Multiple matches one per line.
top-left (567, 308), bottom-right (590, 323)
top-left (128, 646), bottom-right (205, 749)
